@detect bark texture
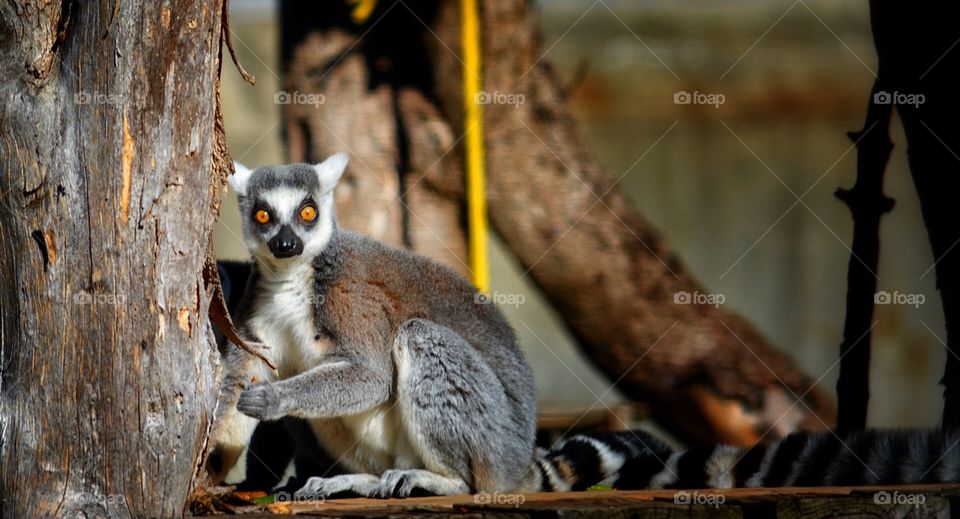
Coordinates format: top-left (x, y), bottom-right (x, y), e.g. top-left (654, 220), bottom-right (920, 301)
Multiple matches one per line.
top-left (0, 1), bottom-right (226, 516)
top-left (279, 0), bottom-right (836, 445)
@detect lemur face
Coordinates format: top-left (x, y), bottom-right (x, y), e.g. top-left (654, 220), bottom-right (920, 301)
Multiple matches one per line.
top-left (228, 154), bottom-right (348, 265)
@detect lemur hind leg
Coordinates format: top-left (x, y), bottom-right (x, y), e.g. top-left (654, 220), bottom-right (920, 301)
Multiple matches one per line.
top-left (375, 318), bottom-right (524, 498)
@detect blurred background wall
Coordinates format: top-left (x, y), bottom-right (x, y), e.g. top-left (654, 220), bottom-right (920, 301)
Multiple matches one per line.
top-left (215, 0), bottom-right (946, 429)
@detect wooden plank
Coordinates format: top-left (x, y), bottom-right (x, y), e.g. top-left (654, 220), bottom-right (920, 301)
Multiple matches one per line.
top-left (536, 403), bottom-right (646, 431)
top-left (200, 485), bottom-right (960, 516)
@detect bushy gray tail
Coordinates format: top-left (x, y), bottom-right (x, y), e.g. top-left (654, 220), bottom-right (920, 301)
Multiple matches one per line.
top-left (534, 429), bottom-right (960, 491)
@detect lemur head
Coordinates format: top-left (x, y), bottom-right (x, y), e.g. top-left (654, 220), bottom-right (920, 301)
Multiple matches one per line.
top-left (228, 153), bottom-right (348, 266)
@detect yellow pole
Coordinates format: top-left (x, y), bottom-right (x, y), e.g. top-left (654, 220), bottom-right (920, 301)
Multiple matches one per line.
top-left (347, 0), bottom-right (378, 24)
top-left (461, 0), bottom-right (489, 293)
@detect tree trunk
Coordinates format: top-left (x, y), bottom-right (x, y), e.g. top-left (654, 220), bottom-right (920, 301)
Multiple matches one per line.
top-left (865, 1), bottom-right (960, 430)
top-left (279, 1), bottom-right (470, 276)
top-left (0, 1), bottom-right (226, 516)
top-left (433, 0), bottom-right (837, 445)
top-left (278, 0), bottom-right (836, 445)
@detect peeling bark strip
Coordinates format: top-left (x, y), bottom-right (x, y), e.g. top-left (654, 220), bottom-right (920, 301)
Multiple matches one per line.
top-left (280, 0), bottom-right (836, 445)
top-left (120, 113), bottom-right (135, 225)
top-left (0, 1), bottom-right (226, 517)
top-left (203, 256), bottom-right (277, 371)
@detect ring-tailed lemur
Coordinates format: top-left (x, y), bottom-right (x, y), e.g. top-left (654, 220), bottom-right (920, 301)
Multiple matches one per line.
top-left (209, 154), bottom-right (959, 497)
top-left (210, 154), bottom-right (539, 498)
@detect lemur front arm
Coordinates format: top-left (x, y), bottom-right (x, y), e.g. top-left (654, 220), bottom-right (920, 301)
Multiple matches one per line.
top-left (237, 354), bottom-right (392, 421)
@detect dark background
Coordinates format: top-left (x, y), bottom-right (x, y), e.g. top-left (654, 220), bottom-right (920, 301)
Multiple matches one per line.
top-left (215, 0), bottom-right (944, 431)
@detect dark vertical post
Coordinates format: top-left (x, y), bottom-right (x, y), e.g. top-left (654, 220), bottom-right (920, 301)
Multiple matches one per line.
top-left (834, 0), bottom-right (896, 435)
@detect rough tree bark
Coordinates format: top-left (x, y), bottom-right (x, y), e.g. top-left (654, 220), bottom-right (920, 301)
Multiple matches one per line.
top-left (278, 0), bottom-right (836, 445)
top-left (0, 1), bottom-right (228, 516)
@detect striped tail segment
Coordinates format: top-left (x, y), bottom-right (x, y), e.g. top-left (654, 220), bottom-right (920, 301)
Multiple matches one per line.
top-left (737, 429), bottom-right (960, 488)
top-left (534, 429), bottom-right (960, 491)
top-left (533, 431), bottom-right (674, 491)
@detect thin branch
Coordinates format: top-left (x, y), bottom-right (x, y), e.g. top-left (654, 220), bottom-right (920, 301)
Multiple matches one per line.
top-left (222, 0), bottom-right (256, 85)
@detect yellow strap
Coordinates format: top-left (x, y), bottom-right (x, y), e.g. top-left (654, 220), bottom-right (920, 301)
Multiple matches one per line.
top-left (461, 0), bottom-right (489, 293)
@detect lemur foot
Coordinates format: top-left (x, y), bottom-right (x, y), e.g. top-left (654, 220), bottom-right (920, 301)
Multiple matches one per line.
top-left (372, 469), bottom-right (470, 498)
top-left (294, 474), bottom-right (381, 500)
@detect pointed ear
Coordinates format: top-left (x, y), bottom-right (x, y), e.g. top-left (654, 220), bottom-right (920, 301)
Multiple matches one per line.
top-left (313, 153), bottom-right (349, 193)
top-left (228, 162), bottom-right (254, 196)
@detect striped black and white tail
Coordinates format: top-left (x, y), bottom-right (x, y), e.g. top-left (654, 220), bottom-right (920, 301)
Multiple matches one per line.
top-left (532, 429), bottom-right (960, 491)
top-left (531, 431), bottom-right (675, 491)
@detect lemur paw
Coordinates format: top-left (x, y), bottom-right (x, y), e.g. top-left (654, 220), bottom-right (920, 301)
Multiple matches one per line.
top-left (294, 475), bottom-right (379, 499)
top-left (372, 469), bottom-right (417, 498)
top-left (237, 382), bottom-right (282, 420)
top-left (294, 477), bottom-right (338, 500)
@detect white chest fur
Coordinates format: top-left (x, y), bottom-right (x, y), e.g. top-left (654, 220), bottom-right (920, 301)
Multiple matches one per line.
top-left (249, 263), bottom-right (326, 379)
top-left (247, 261), bottom-right (422, 474)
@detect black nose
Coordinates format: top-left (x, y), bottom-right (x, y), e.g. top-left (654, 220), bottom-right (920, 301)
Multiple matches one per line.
top-left (277, 238), bottom-right (297, 252)
top-left (269, 225), bottom-right (304, 258)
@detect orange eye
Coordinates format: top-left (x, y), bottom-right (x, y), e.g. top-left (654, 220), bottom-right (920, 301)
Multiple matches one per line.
top-left (300, 206), bottom-right (317, 222)
top-left (255, 210), bottom-right (270, 224)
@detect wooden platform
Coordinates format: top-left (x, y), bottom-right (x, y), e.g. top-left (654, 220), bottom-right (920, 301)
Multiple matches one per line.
top-left (195, 484), bottom-right (960, 517)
